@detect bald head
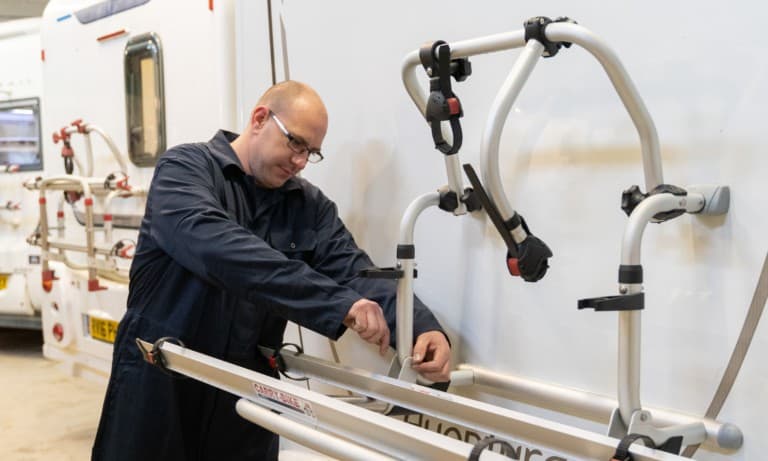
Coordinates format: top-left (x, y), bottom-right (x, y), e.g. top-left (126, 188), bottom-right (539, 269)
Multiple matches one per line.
top-left (256, 80), bottom-right (328, 126)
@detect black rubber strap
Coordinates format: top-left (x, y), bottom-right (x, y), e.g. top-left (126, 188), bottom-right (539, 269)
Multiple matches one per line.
top-left (419, 41), bottom-right (464, 155)
top-left (136, 336), bottom-right (188, 379)
top-left (467, 436), bottom-right (515, 460)
top-left (269, 343), bottom-right (309, 381)
top-left (462, 163), bottom-right (518, 255)
top-left (611, 433), bottom-right (656, 461)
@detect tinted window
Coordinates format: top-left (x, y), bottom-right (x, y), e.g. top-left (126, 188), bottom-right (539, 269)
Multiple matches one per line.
top-left (0, 97), bottom-right (42, 171)
top-left (125, 32), bottom-right (165, 167)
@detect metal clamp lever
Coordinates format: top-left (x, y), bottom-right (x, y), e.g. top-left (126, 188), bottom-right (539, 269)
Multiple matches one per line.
top-left (462, 163), bottom-right (552, 282)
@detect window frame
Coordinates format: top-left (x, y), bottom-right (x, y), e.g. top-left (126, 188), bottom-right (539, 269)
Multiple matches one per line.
top-left (0, 97), bottom-right (43, 172)
top-left (124, 32), bottom-right (166, 167)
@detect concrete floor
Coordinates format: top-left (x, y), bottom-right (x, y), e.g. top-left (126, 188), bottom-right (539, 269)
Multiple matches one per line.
top-left (0, 327), bottom-right (106, 461)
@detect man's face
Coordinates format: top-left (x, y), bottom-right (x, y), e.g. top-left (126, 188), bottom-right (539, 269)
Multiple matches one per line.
top-left (248, 105), bottom-right (326, 188)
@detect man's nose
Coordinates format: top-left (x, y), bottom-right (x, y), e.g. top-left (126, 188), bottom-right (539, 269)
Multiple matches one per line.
top-left (290, 152), bottom-right (309, 168)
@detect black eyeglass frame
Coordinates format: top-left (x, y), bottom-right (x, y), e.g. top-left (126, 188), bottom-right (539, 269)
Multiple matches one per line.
top-left (269, 111), bottom-right (324, 164)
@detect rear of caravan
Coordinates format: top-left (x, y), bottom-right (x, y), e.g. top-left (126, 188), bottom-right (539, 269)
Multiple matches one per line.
top-left (36, 0), bottom-right (239, 379)
top-left (0, 18), bottom-right (44, 330)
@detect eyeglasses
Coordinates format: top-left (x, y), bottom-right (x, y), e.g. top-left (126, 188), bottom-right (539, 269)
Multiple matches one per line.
top-left (269, 111), bottom-right (324, 164)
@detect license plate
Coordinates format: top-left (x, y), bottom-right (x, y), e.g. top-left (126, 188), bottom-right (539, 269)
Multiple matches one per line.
top-left (0, 274), bottom-right (7, 290)
top-left (88, 316), bottom-right (119, 344)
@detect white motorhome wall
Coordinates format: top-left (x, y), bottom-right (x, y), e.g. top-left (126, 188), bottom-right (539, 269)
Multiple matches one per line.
top-left (37, 0), bottom-right (240, 377)
top-left (236, 1), bottom-right (766, 460)
top-left (0, 18), bottom-right (43, 323)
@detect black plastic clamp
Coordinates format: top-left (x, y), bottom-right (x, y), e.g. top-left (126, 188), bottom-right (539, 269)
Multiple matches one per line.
top-left (136, 336), bottom-right (188, 379)
top-left (359, 266), bottom-right (417, 280)
top-left (438, 189), bottom-right (459, 212)
top-left (619, 265), bottom-right (643, 284)
top-left (460, 187), bottom-right (483, 212)
top-left (268, 343), bottom-right (309, 381)
top-left (419, 40), bottom-right (472, 155)
top-left (621, 184), bottom-right (688, 221)
top-left (523, 16), bottom-right (577, 58)
top-left (578, 292), bottom-right (645, 312)
top-left (437, 186), bottom-right (483, 213)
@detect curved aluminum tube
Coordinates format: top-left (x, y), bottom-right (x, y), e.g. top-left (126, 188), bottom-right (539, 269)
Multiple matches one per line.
top-left (38, 176), bottom-right (96, 280)
top-left (72, 154), bottom-right (85, 176)
top-left (480, 39), bottom-right (544, 225)
top-left (102, 188), bottom-right (148, 243)
top-left (57, 195), bottom-right (65, 239)
top-left (621, 194), bottom-right (691, 265)
top-left (103, 191), bottom-right (119, 244)
top-left (86, 124), bottom-right (128, 173)
top-left (545, 23), bottom-right (663, 191)
top-left (399, 192), bottom-right (441, 243)
top-left (83, 132), bottom-right (94, 177)
top-left (399, 52), bottom-right (466, 215)
top-left (396, 192), bottom-right (440, 366)
top-left (235, 399), bottom-right (396, 461)
top-left (618, 308), bottom-right (642, 426)
top-left (401, 30), bottom-right (526, 115)
top-left (400, 31), bottom-right (526, 216)
top-left (454, 364), bottom-right (742, 449)
top-left (617, 193), bottom-right (700, 424)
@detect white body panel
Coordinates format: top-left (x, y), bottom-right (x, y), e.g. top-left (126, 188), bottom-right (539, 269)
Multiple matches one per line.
top-left (30, 0), bottom-right (766, 459)
top-left (260, 2), bottom-right (766, 460)
top-left (0, 18), bottom-right (43, 326)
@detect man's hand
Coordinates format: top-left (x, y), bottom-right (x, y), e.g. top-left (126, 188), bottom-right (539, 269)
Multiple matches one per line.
top-left (343, 298), bottom-right (390, 355)
top-left (411, 330), bottom-right (451, 382)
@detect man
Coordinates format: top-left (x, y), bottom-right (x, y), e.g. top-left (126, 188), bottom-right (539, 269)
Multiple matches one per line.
top-left (92, 81), bottom-right (451, 460)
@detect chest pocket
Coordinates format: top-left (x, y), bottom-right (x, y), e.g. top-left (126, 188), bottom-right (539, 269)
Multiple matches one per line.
top-left (273, 229), bottom-right (317, 263)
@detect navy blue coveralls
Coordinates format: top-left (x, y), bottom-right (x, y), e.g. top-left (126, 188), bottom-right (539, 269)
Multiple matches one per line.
top-left (91, 130), bottom-right (445, 460)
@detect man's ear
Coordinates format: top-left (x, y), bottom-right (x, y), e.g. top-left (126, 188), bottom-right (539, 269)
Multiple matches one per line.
top-left (250, 106), bottom-right (269, 132)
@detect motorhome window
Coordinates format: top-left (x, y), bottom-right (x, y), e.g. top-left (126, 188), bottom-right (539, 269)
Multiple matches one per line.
top-left (75, 0), bottom-right (150, 24)
top-left (125, 33), bottom-right (165, 167)
top-left (0, 97), bottom-right (42, 171)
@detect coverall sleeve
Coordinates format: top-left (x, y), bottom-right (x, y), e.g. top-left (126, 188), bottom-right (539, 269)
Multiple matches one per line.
top-left (309, 190), bottom-right (446, 348)
top-left (146, 152), bottom-right (361, 339)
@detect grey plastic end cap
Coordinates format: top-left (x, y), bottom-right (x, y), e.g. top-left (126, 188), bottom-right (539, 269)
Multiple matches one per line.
top-left (717, 422), bottom-right (743, 450)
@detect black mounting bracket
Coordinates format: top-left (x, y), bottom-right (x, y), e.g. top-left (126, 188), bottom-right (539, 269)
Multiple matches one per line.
top-left (621, 184), bottom-right (688, 222)
top-left (578, 292), bottom-right (645, 312)
top-left (523, 16), bottom-right (577, 58)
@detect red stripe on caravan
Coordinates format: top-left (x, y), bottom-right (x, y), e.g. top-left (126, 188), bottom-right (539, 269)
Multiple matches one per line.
top-left (41, 49), bottom-right (45, 61)
top-left (209, 0), bottom-right (214, 11)
top-left (97, 29), bottom-right (127, 42)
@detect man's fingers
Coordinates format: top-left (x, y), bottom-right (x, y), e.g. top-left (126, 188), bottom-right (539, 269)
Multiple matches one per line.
top-left (379, 329), bottom-right (390, 355)
top-left (412, 336), bottom-right (428, 364)
top-left (421, 361), bottom-right (451, 383)
top-left (411, 331), bottom-right (451, 382)
top-left (346, 298), bottom-right (390, 354)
